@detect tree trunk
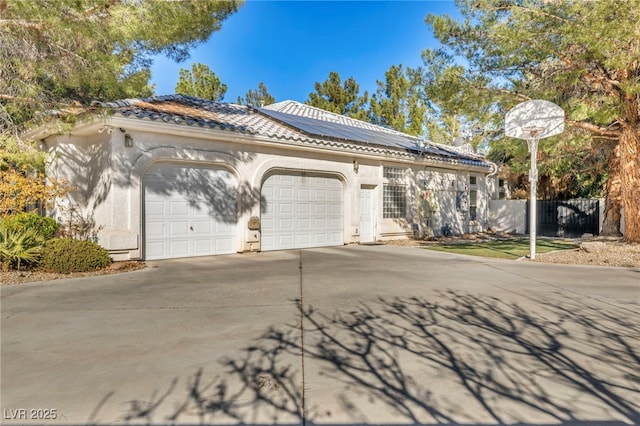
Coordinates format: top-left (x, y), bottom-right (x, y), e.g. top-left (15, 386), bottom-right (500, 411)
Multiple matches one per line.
top-left (618, 92), bottom-right (640, 242)
top-left (619, 126), bottom-right (640, 242)
top-left (601, 144), bottom-right (622, 236)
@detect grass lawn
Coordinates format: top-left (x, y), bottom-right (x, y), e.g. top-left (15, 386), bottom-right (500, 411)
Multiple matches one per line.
top-left (424, 238), bottom-right (578, 260)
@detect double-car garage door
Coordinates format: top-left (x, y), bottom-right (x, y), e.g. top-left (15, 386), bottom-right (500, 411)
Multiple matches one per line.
top-left (261, 173), bottom-right (343, 251)
top-left (144, 163), bottom-right (237, 260)
top-left (144, 165), bottom-right (343, 259)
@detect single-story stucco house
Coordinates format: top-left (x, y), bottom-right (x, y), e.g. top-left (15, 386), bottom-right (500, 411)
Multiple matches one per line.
top-left (33, 94), bottom-right (499, 260)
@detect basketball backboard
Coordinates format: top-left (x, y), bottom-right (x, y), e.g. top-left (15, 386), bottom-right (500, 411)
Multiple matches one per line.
top-left (505, 100), bottom-right (564, 140)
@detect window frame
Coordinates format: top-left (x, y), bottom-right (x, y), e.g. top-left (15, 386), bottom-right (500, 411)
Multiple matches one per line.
top-left (383, 166), bottom-right (408, 219)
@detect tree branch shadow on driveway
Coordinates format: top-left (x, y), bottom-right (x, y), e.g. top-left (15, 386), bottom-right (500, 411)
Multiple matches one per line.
top-left (109, 291), bottom-right (640, 425)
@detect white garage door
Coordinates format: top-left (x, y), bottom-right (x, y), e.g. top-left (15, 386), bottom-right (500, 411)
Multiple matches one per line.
top-left (144, 163), bottom-right (237, 260)
top-left (261, 173), bottom-right (343, 251)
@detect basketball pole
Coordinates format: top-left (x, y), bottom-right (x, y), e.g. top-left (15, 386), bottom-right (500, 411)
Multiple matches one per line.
top-left (527, 137), bottom-right (539, 260)
top-left (505, 99), bottom-right (564, 262)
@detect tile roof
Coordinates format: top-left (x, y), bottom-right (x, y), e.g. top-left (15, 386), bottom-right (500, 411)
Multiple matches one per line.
top-left (97, 95), bottom-right (491, 168)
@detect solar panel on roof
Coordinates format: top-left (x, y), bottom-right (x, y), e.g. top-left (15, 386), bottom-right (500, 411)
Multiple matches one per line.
top-left (256, 107), bottom-right (428, 153)
top-left (253, 107), bottom-right (491, 165)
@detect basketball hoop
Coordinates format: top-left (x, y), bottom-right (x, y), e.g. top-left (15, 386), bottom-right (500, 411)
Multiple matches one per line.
top-left (505, 100), bottom-right (565, 260)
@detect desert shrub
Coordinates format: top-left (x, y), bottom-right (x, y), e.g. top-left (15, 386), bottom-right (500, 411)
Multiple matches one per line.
top-left (41, 238), bottom-right (111, 273)
top-left (0, 223), bottom-right (45, 270)
top-left (4, 212), bottom-right (60, 240)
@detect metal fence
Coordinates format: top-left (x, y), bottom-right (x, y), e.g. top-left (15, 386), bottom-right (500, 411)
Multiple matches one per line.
top-left (526, 199), bottom-right (600, 238)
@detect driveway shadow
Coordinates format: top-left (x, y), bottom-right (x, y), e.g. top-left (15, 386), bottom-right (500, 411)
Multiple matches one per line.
top-left (106, 291), bottom-right (639, 425)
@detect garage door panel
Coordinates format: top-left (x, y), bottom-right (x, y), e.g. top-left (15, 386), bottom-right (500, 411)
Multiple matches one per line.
top-left (146, 201), bottom-right (165, 216)
top-left (297, 218), bottom-right (310, 229)
top-left (215, 238), bottom-right (234, 252)
top-left (144, 164), bottom-right (237, 260)
top-left (314, 204), bottom-right (327, 214)
top-left (170, 201), bottom-right (189, 216)
top-left (146, 241), bottom-right (165, 259)
top-left (278, 218), bottom-right (293, 230)
top-left (279, 188), bottom-right (293, 199)
top-left (146, 222), bottom-right (164, 237)
top-left (279, 203), bottom-right (293, 214)
top-left (330, 189), bottom-right (342, 200)
top-left (192, 220), bottom-right (211, 235)
top-left (296, 188), bottom-right (309, 199)
top-left (279, 235), bottom-right (293, 246)
top-left (296, 204), bottom-right (310, 214)
top-left (298, 235), bottom-right (310, 245)
top-left (314, 189), bottom-right (328, 200)
top-left (169, 221), bottom-right (189, 237)
top-left (193, 239), bottom-right (212, 255)
top-left (261, 173), bottom-right (343, 251)
top-left (168, 240), bottom-right (189, 257)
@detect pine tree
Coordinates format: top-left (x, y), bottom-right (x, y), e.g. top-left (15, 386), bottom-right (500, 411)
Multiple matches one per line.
top-left (0, 0), bottom-right (241, 132)
top-left (305, 72), bottom-right (369, 121)
top-left (369, 65), bottom-right (428, 137)
top-left (236, 82), bottom-right (275, 107)
top-left (425, 0), bottom-right (639, 241)
top-left (175, 63), bottom-right (228, 101)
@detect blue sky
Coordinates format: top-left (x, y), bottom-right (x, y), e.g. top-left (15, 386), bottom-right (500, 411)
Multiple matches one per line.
top-left (150, 1), bottom-right (460, 103)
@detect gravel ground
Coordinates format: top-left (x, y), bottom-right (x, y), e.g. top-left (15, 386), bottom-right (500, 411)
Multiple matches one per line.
top-left (0, 262), bottom-right (146, 286)
top-left (2, 237), bottom-right (638, 285)
top-left (534, 240), bottom-right (640, 268)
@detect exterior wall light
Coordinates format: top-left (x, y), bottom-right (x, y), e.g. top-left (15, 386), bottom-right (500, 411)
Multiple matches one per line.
top-left (124, 134), bottom-right (133, 148)
top-left (353, 160), bottom-right (359, 173)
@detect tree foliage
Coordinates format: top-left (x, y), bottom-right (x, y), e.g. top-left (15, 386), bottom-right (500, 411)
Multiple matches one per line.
top-left (424, 0), bottom-right (639, 240)
top-left (0, 0), bottom-right (242, 131)
top-left (236, 82), bottom-right (275, 107)
top-left (369, 65), bottom-right (428, 137)
top-left (0, 0), bottom-right (241, 218)
top-left (0, 168), bottom-right (73, 217)
top-left (305, 72), bottom-right (369, 120)
top-left (175, 63), bottom-right (228, 101)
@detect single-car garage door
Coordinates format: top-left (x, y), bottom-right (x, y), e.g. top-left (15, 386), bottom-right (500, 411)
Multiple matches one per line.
top-left (144, 163), bottom-right (237, 260)
top-left (261, 172), bottom-right (343, 251)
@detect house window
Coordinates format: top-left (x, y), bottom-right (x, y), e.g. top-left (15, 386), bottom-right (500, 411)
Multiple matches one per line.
top-left (498, 179), bottom-right (506, 199)
top-left (383, 167), bottom-right (406, 180)
top-left (469, 190), bottom-right (478, 221)
top-left (469, 175), bottom-right (478, 221)
top-left (383, 184), bottom-right (406, 218)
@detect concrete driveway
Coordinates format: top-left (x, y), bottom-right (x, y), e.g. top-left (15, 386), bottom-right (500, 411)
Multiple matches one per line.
top-left (1, 245), bottom-right (639, 425)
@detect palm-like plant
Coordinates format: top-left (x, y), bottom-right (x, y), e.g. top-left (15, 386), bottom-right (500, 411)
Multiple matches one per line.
top-left (0, 223), bottom-right (45, 271)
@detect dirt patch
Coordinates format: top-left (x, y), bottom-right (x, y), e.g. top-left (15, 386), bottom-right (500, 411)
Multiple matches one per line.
top-left (1, 261), bottom-right (147, 285)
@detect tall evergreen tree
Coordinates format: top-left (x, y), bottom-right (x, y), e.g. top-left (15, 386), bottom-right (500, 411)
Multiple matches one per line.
top-left (236, 82), bottom-right (275, 107)
top-left (424, 0), bottom-right (639, 241)
top-left (175, 63), bottom-right (228, 101)
top-left (369, 65), bottom-right (428, 137)
top-left (305, 72), bottom-right (368, 120)
top-left (0, 0), bottom-right (241, 134)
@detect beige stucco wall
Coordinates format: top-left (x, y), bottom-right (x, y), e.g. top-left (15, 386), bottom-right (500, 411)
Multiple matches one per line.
top-left (45, 117), bottom-right (494, 260)
top-left (488, 199), bottom-right (528, 234)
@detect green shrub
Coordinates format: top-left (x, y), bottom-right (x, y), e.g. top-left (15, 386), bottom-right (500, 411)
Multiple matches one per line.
top-left (0, 223), bottom-right (45, 271)
top-left (4, 212), bottom-right (60, 240)
top-left (41, 238), bottom-right (111, 273)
